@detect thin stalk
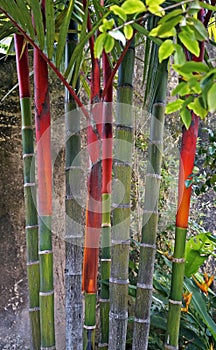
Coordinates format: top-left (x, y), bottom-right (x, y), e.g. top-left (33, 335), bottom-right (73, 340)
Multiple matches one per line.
top-left (82, 2), bottom-right (102, 345)
top-left (165, 9), bottom-right (204, 349)
top-left (132, 58), bottom-right (168, 350)
top-left (99, 51), bottom-right (113, 350)
top-left (14, 34), bottom-right (40, 350)
top-left (109, 40), bottom-right (135, 350)
top-left (34, 44), bottom-right (55, 350)
top-left (65, 20), bottom-right (83, 350)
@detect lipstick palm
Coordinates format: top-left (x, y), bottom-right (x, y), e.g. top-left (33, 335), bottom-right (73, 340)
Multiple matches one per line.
top-left (14, 33), bottom-right (40, 350)
top-left (109, 40), bottom-right (135, 350)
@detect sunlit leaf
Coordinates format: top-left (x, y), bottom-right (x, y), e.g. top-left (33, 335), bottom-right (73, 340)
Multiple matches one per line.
top-left (110, 4), bottom-right (127, 21)
top-left (94, 33), bottom-right (106, 58)
top-left (104, 35), bottom-right (114, 53)
top-left (121, 0), bottom-right (146, 14)
top-left (188, 97), bottom-right (208, 119)
top-left (158, 39), bottom-right (174, 63)
top-left (207, 82), bottom-right (216, 113)
top-left (178, 29), bottom-right (200, 57)
top-left (165, 99), bottom-right (184, 114)
top-left (123, 24), bottom-right (133, 40)
top-left (180, 107), bottom-right (192, 129)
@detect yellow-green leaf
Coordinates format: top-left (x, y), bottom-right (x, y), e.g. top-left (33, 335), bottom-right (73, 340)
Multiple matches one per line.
top-left (178, 30), bottom-right (200, 57)
top-left (207, 82), bottom-right (216, 113)
top-left (104, 35), bottom-right (114, 53)
top-left (180, 107), bottom-right (192, 129)
top-left (30, 0), bottom-right (45, 50)
top-left (123, 24), bottom-right (133, 40)
top-left (46, 0), bottom-right (55, 59)
top-left (188, 97), bottom-right (208, 119)
top-left (121, 0), bottom-right (146, 14)
top-left (158, 39), bottom-right (174, 63)
top-left (110, 5), bottom-right (127, 21)
top-left (165, 99), bottom-right (184, 114)
top-left (94, 33), bottom-right (106, 58)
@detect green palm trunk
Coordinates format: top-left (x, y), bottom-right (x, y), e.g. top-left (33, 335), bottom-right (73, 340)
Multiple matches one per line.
top-left (109, 41), bottom-right (135, 350)
top-left (65, 20), bottom-right (83, 350)
top-left (14, 34), bottom-right (40, 350)
top-left (132, 58), bottom-right (168, 350)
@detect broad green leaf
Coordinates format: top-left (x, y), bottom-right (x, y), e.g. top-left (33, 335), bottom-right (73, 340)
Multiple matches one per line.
top-left (180, 107), bottom-right (192, 129)
top-left (104, 35), bottom-right (114, 53)
top-left (148, 4), bottom-right (164, 17)
top-left (56, 0), bottom-right (74, 68)
top-left (159, 9), bottom-right (183, 24)
top-left (178, 30), bottom-right (200, 57)
top-left (110, 5), bottom-right (127, 21)
top-left (185, 233), bottom-right (215, 277)
top-left (30, 0), bottom-right (45, 50)
top-left (188, 97), bottom-right (208, 119)
top-left (109, 29), bottom-right (126, 46)
top-left (149, 24), bottom-right (176, 38)
top-left (45, 0), bottom-right (55, 59)
top-left (184, 277), bottom-right (216, 339)
top-left (188, 77), bottom-right (202, 94)
top-left (94, 33), bottom-right (106, 58)
top-left (188, 17), bottom-right (208, 41)
top-left (123, 24), bottom-right (133, 40)
top-left (199, 2), bottom-right (216, 11)
top-left (165, 99), bottom-right (184, 114)
top-left (121, 0), bottom-right (146, 14)
top-left (146, 0), bottom-right (164, 4)
top-left (158, 39), bottom-right (174, 63)
top-left (99, 18), bottom-right (115, 33)
top-left (173, 44), bottom-right (185, 65)
top-left (207, 82), bottom-right (216, 113)
top-left (172, 82), bottom-right (190, 97)
top-left (178, 61), bottom-right (209, 74)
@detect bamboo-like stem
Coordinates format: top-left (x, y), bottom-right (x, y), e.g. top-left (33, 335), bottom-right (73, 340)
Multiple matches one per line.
top-left (132, 58), bottom-right (168, 350)
top-left (14, 33), bottom-right (41, 350)
top-left (109, 41), bottom-right (135, 350)
top-left (65, 20), bottom-right (83, 350)
top-left (99, 52), bottom-right (113, 350)
top-left (165, 9), bottom-right (204, 349)
top-left (34, 44), bottom-right (55, 350)
top-left (82, 2), bottom-right (102, 345)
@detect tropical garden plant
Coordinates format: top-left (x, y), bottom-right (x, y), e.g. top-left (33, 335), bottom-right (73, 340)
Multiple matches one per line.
top-left (0, 0), bottom-right (215, 349)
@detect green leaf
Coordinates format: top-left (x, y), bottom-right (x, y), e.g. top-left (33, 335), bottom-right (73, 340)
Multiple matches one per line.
top-left (159, 9), bottom-right (183, 24)
top-left (16, 0), bottom-right (34, 39)
top-left (104, 35), bottom-right (114, 53)
top-left (56, 0), bottom-right (74, 68)
top-left (30, 0), bottom-right (45, 50)
top-left (148, 4), bottom-right (164, 17)
top-left (165, 99), bottom-right (184, 114)
top-left (180, 107), bottom-right (192, 129)
top-left (110, 5), bottom-right (127, 21)
top-left (99, 18), bottom-right (115, 33)
top-left (121, 0), bottom-right (146, 14)
top-left (173, 44), bottom-right (185, 65)
top-left (158, 39), bottom-right (174, 63)
top-left (178, 29), bottom-right (200, 57)
top-left (188, 77), bottom-right (202, 94)
top-left (184, 277), bottom-right (216, 339)
top-left (172, 82), bottom-right (190, 97)
top-left (188, 17), bottom-right (208, 41)
top-left (109, 29), bottom-right (126, 46)
top-left (123, 24), bottom-right (133, 40)
top-left (45, 0), bottom-right (55, 59)
top-left (188, 97), bottom-right (208, 119)
top-left (94, 33), bottom-right (106, 58)
top-left (149, 24), bottom-right (176, 38)
top-left (207, 82), bottom-right (216, 113)
top-left (133, 23), bottom-right (162, 45)
top-left (178, 61), bottom-right (209, 74)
